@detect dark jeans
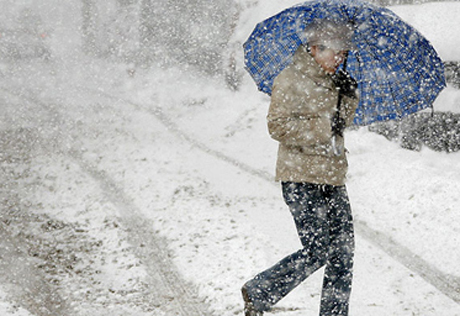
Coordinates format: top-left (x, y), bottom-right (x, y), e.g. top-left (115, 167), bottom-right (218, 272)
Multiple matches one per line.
top-left (243, 182), bottom-right (354, 315)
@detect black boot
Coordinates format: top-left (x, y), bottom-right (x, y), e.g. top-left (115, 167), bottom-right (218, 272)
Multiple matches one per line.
top-left (241, 286), bottom-right (263, 316)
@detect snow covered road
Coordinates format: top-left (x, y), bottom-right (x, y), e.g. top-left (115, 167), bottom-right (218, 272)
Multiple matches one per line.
top-left (0, 68), bottom-right (211, 315)
top-left (1, 59), bottom-right (460, 315)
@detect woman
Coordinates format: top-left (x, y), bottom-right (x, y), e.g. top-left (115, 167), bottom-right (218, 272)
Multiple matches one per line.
top-left (242, 21), bottom-right (359, 316)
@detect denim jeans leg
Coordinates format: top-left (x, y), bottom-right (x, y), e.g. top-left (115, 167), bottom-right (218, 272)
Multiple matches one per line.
top-left (243, 182), bottom-right (333, 312)
top-left (319, 185), bottom-right (355, 316)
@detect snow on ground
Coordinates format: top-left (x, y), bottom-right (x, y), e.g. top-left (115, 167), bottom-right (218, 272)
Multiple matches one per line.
top-left (43, 58), bottom-right (460, 315)
top-left (1, 1), bottom-right (460, 316)
top-left (121, 65), bottom-right (460, 315)
top-left (0, 287), bottom-right (33, 316)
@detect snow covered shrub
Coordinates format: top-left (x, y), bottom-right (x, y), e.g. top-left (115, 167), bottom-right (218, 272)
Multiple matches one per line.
top-left (369, 112), bottom-right (460, 153)
top-left (369, 61), bottom-right (460, 152)
top-left (444, 61), bottom-right (460, 89)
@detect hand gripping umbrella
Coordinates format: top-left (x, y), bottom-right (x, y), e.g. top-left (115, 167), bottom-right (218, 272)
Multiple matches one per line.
top-left (243, 0), bottom-right (446, 126)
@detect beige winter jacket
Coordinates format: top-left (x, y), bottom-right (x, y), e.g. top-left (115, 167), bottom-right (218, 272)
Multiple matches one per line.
top-left (267, 45), bottom-right (358, 186)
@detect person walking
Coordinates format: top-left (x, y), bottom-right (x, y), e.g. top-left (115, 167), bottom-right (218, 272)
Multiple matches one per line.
top-left (241, 21), bottom-right (359, 316)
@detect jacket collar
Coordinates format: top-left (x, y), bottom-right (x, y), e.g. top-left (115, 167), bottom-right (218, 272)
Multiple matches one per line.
top-left (292, 45), bottom-right (335, 90)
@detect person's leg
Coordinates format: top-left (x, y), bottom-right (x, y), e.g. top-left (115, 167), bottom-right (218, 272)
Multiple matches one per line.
top-left (319, 185), bottom-right (354, 316)
top-left (243, 182), bottom-right (330, 312)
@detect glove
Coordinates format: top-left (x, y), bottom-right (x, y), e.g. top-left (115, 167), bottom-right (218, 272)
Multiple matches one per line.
top-left (332, 69), bottom-right (358, 99)
top-left (331, 112), bottom-right (346, 137)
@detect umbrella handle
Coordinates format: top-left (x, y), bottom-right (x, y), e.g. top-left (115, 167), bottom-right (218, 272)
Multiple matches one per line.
top-left (332, 53), bottom-right (349, 156)
top-left (336, 53), bottom-right (349, 110)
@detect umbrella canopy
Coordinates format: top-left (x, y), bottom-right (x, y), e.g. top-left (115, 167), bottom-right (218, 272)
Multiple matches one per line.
top-left (243, 0), bottom-right (446, 126)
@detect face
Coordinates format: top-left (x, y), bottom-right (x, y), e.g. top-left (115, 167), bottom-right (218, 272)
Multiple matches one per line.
top-left (310, 45), bottom-right (347, 74)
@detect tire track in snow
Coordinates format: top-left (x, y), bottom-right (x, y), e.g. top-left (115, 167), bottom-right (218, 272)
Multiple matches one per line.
top-left (90, 89), bottom-right (273, 183)
top-left (356, 220), bottom-right (460, 304)
top-left (88, 88), bottom-right (460, 306)
top-left (68, 151), bottom-right (211, 316)
top-left (0, 86), bottom-right (212, 316)
top-left (0, 92), bottom-right (74, 316)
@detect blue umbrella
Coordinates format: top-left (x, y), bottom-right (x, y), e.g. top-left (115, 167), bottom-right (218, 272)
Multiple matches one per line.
top-left (243, 0), bottom-right (446, 126)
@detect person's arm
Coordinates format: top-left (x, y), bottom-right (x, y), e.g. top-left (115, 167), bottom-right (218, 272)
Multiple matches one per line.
top-left (267, 73), bottom-right (332, 146)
